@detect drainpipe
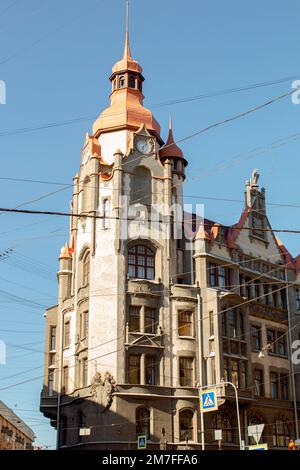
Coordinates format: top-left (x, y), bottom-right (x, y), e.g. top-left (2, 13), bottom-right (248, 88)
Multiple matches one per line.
top-left (197, 290), bottom-right (205, 450)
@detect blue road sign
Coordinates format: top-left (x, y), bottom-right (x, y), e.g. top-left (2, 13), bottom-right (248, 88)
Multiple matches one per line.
top-left (200, 388), bottom-right (218, 413)
top-left (137, 435), bottom-right (147, 449)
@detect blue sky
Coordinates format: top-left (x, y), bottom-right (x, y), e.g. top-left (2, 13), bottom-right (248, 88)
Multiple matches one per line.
top-left (0, 0), bottom-right (300, 447)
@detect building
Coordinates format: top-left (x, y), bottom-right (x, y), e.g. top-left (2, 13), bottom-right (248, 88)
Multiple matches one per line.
top-left (40, 7), bottom-right (300, 450)
top-left (0, 400), bottom-right (35, 450)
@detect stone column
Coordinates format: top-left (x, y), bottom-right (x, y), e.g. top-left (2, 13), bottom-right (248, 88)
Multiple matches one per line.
top-left (141, 305), bottom-right (145, 333)
top-left (140, 353), bottom-right (146, 385)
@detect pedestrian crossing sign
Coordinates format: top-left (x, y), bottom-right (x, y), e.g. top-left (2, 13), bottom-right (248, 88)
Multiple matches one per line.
top-left (200, 388), bottom-right (218, 413)
top-left (137, 435), bottom-right (147, 449)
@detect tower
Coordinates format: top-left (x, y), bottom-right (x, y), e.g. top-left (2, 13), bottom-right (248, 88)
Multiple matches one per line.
top-left (40, 2), bottom-right (195, 450)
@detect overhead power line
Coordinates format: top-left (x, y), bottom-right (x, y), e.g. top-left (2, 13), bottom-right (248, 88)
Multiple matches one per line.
top-left (0, 76), bottom-right (297, 138)
top-left (1, 206), bottom-right (300, 234)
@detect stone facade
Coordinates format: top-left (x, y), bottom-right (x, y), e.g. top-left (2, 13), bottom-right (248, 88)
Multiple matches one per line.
top-left (0, 400), bottom-right (35, 450)
top-left (40, 24), bottom-right (300, 450)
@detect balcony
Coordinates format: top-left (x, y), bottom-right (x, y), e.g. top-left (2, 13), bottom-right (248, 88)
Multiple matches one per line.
top-left (127, 279), bottom-right (162, 298)
top-left (125, 325), bottom-right (164, 350)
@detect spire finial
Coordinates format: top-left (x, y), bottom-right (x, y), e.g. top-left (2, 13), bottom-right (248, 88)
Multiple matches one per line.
top-left (123, 0), bottom-right (132, 59)
top-left (169, 114), bottom-right (173, 130)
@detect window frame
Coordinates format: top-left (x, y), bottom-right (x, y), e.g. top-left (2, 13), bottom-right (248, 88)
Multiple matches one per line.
top-left (178, 310), bottom-right (194, 337)
top-left (128, 245), bottom-right (155, 281)
top-left (179, 409), bottom-right (194, 442)
top-left (179, 357), bottom-right (194, 387)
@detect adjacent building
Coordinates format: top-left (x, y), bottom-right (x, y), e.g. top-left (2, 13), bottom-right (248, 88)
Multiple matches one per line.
top-left (40, 11), bottom-right (300, 450)
top-left (0, 400), bottom-right (35, 450)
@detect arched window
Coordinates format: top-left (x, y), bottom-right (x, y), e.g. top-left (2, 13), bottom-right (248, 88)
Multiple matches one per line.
top-left (136, 408), bottom-right (150, 438)
top-left (273, 419), bottom-right (290, 447)
top-left (130, 166), bottom-right (152, 206)
top-left (179, 409), bottom-right (194, 441)
top-left (212, 413), bottom-right (233, 443)
top-left (82, 251), bottom-right (90, 286)
top-left (128, 245), bottom-right (155, 280)
top-left (129, 75), bottom-right (136, 88)
top-left (119, 75), bottom-right (126, 88)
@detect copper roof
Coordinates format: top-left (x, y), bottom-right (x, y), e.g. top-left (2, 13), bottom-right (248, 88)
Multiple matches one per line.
top-left (159, 117), bottom-right (187, 165)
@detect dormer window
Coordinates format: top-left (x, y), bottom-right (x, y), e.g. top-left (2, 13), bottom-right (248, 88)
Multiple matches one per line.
top-left (119, 76), bottom-right (126, 88)
top-left (129, 75), bottom-right (135, 88)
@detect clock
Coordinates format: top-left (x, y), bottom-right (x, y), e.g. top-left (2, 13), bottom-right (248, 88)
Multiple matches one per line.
top-left (135, 136), bottom-right (153, 155)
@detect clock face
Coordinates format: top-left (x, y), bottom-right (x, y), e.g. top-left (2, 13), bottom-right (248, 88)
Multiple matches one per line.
top-left (135, 136), bottom-right (153, 155)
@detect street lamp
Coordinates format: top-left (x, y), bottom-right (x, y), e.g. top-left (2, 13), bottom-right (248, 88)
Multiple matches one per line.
top-left (257, 343), bottom-right (273, 359)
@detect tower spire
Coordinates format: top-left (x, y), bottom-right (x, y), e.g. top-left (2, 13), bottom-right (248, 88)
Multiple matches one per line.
top-left (123, 0), bottom-right (132, 59)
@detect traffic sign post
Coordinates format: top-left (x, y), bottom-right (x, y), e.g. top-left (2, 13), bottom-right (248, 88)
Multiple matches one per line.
top-left (248, 424), bottom-right (264, 445)
top-left (249, 443), bottom-right (268, 451)
top-left (137, 435), bottom-right (147, 450)
top-left (200, 388), bottom-right (218, 413)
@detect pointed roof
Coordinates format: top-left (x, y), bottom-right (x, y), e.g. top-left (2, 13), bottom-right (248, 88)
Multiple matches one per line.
top-left (92, 0), bottom-right (161, 140)
top-left (111, 0), bottom-right (142, 75)
top-left (159, 117), bottom-right (187, 165)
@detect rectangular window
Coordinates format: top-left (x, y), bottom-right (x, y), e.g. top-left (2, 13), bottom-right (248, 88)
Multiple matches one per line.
top-left (254, 282), bottom-right (260, 300)
top-left (209, 311), bottom-right (214, 336)
top-left (254, 369), bottom-right (264, 397)
top-left (277, 333), bottom-right (287, 356)
top-left (240, 362), bottom-right (247, 389)
top-left (296, 289), bottom-right (300, 311)
top-left (231, 360), bottom-right (239, 388)
top-left (251, 325), bottom-right (261, 351)
top-left (228, 310), bottom-right (237, 339)
top-left (48, 353), bottom-right (55, 366)
top-left (63, 366), bottom-right (69, 394)
top-left (145, 308), bottom-right (156, 334)
top-left (145, 356), bottom-right (156, 385)
top-left (129, 355), bottom-right (140, 384)
top-left (245, 278), bottom-right (251, 299)
top-left (83, 311), bottom-right (89, 338)
top-left (178, 310), bottom-right (193, 337)
top-left (210, 356), bottom-right (216, 385)
top-left (63, 321), bottom-right (70, 348)
top-left (270, 372), bottom-right (279, 399)
top-left (218, 267), bottom-right (226, 288)
top-left (239, 311), bottom-right (245, 339)
top-left (267, 329), bottom-right (276, 354)
top-left (209, 263), bottom-right (217, 287)
top-left (280, 374), bottom-right (289, 400)
top-left (222, 312), bottom-right (227, 337)
top-left (179, 357), bottom-right (194, 387)
top-left (208, 264), bottom-right (230, 289)
top-left (48, 369), bottom-right (54, 396)
top-left (129, 306), bottom-right (140, 332)
top-left (223, 357), bottom-right (229, 382)
top-left (280, 289), bottom-right (287, 309)
top-left (49, 326), bottom-right (56, 351)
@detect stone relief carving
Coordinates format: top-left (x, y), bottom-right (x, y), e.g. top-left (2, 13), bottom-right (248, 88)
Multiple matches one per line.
top-left (90, 371), bottom-right (116, 412)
